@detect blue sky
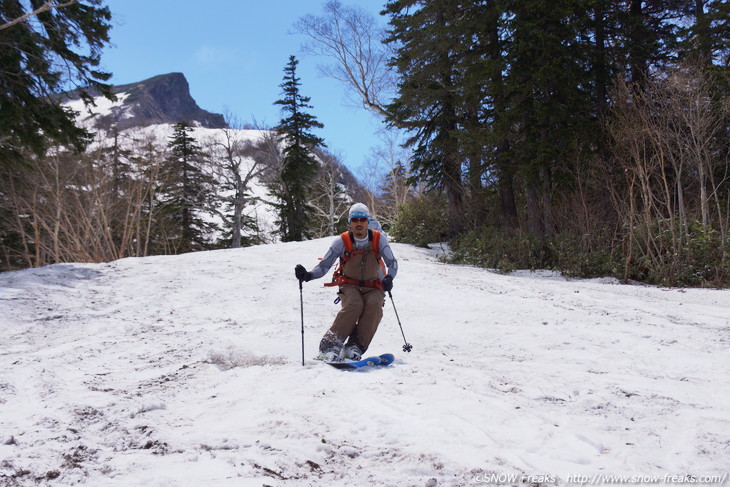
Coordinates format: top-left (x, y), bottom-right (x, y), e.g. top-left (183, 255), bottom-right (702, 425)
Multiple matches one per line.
top-left (101, 1), bottom-right (390, 175)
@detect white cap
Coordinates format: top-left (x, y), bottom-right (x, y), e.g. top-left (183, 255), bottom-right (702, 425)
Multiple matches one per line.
top-left (348, 203), bottom-right (370, 219)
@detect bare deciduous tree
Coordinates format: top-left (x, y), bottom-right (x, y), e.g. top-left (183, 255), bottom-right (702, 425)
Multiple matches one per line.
top-left (366, 131), bottom-right (415, 227)
top-left (206, 114), bottom-right (267, 248)
top-left (1, 137), bottom-right (154, 265)
top-left (607, 62), bottom-right (729, 282)
top-left (246, 120), bottom-right (289, 243)
top-left (294, 0), bottom-right (395, 120)
top-left (310, 150), bottom-right (350, 237)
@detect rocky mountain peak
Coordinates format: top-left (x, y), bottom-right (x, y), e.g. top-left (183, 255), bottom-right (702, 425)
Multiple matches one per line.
top-left (62, 72), bottom-right (228, 130)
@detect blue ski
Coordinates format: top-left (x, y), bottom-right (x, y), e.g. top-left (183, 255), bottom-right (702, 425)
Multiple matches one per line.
top-left (326, 353), bottom-right (395, 370)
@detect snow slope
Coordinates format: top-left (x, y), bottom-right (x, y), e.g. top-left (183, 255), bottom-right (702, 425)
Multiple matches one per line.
top-left (0, 240), bottom-right (728, 486)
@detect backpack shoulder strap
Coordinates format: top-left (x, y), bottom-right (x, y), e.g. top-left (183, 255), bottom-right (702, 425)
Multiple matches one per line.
top-left (371, 230), bottom-right (381, 259)
top-left (372, 230), bottom-right (385, 275)
top-left (340, 231), bottom-right (354, 259)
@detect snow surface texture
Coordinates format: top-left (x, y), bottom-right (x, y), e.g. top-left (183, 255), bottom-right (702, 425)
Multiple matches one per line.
top-left (0, 240), bottom-right (729, 486)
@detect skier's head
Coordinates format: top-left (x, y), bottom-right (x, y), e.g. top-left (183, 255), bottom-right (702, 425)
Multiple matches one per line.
top-left (349, 203), bottom-right (370, 238)
top-left (348, 203), bottom-right (369, 220)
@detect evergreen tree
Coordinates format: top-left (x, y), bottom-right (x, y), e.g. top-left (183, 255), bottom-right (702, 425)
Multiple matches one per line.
top-left (158, 122), bottom-right (216, 254)
top-left (272, 55), bottom-right (325, 242)
top-left (0, 0), bottom-right (113, 165)
top-left (502, 0), bottom-right (598, 237)
top-left (453, 0), bottom-right (518, 228)
top-left (705, 0), bottom-right (729, 67)
top-left (383, 0), bottom-right (468, 237)
top-left (609, 0), bottom-right (685, 85)
top-left (680, 0), bottom-right (729, 68)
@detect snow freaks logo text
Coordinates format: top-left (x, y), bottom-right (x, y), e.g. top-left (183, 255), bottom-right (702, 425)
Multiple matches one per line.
top-left (472, 473), bottom-right (729, 485)
top-left (473, 473), bottom-right (557, 484)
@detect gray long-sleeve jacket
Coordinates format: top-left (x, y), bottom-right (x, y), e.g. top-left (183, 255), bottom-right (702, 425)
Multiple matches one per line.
top-left (309, 231), bottom-right (398, 281)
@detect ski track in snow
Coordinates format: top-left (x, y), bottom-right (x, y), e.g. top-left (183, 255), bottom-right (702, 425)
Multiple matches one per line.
top-left (0, 240), bottom-right (728, 486)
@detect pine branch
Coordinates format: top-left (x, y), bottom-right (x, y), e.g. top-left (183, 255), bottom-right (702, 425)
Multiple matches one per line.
top-left (0, 0), bottom-right (78, 31)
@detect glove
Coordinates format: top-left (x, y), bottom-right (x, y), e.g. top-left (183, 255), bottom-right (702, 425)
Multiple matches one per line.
top-left (382, 274), bottom-right (393, 292)
top-left (295, 264), bottom-right (312, 282)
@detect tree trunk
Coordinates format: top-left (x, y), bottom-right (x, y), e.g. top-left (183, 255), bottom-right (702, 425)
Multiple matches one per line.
top-left (445, 154), bottom-right (466, 237)
top-left (231, 171), bottom-right (244, 249)
top-left (526, 183), bottom-right (542, 238)
top-left (694, 0), bottom-right (711, 64)
top-left (498, 160), bottom-right (519, 230)
top-left (541, 167), bottom-right (554, 239)
top-left (593, 1), bottom-right (610, 118)
top-left (629, 0), bottom-right (647, 86)
top-left (487, 0), bottom-right (518, 230)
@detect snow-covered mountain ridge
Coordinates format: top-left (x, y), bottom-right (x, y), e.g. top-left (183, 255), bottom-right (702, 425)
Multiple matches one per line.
top-left (59, 73), bottom-right (366, 246)
top-left (62, 73), bottom-right (227, 131)
top-left (1, 240), bottom-right (728, 485)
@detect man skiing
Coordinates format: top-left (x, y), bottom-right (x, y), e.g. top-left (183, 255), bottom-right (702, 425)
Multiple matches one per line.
top-left (295, 203), bottom-right (398, 362)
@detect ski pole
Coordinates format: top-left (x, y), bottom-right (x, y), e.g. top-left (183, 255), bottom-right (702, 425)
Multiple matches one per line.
top-left (299, 279), bottom-right (305, 366)
top-left (387, 291), bottom-right (412, 353)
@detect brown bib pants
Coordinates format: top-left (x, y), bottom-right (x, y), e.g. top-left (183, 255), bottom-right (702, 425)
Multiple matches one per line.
top-left (319, 240), bottom-right (385, 354)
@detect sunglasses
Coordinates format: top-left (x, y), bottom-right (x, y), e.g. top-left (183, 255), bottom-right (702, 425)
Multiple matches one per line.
top-left (350, 217), bottom-right (368, 223)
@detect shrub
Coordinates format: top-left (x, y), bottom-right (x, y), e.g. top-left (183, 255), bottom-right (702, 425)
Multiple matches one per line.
top-left (625, 219), bottom-right (730, 287)
top-left (450, 226), bottom-right (623, 278)
top-left (450, 226), bottom-right (551, 272)
top-left (389, 193), bottom-right (449, 247)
